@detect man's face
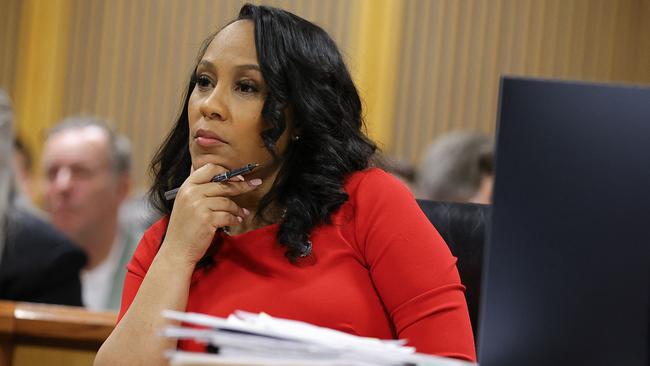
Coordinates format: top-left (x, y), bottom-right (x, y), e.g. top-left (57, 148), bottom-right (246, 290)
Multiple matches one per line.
top-left (43, 126), bottom-right (126, 244)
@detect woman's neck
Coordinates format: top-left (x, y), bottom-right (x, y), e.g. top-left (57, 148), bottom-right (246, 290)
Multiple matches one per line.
top-left (228, 167), bottom-right (282, 235)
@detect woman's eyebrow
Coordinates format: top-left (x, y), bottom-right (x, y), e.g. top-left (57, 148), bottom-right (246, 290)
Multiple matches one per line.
top-left (197, 60), bottom-right (215, 71)
top-left (197, 61), bottom-right (260, 73)
top-left (234, 64), bottom-right (261, 72)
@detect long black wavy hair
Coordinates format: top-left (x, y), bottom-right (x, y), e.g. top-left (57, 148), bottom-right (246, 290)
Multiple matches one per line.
top-left (149, 4), bottom-right (377, 261)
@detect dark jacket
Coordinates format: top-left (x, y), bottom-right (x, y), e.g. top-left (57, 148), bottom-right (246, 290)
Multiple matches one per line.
top-left (0, 209), bottom-right (86, 306)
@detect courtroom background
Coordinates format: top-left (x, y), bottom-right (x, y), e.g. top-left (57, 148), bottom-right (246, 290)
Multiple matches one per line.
top-left (1, 0), bottom-right (649, 193)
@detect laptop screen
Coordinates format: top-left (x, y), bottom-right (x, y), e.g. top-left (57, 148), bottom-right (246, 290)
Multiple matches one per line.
top-left (478, 77), bottom-right (650, 366)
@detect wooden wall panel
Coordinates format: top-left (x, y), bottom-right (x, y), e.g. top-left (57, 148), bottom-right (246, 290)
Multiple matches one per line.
top-left (54, 0), bottom-right (357, 191)
top-left (12, 0), bottom-right (72, 171)
top-left (2, 0), bottom-right (648, 192)
top-left (392, 0), bottom-right (650, 162)
top-left (0, 0), bottom-right (21, 93)
top-left (352, 0), bottom-right (405, 149)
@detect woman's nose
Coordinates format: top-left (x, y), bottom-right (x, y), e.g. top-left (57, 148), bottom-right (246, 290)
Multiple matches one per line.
top-left (199, 85), bottom-right (228, 121)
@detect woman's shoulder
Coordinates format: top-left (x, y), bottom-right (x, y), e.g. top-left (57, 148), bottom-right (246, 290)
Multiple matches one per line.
top-left (344, 167), bottom-right (413, 201)
top-left (336, 168), bottom-right (419, 234)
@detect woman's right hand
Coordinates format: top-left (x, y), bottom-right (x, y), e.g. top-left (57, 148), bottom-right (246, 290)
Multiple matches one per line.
top-left (161, 163), bottom-right (262, 265)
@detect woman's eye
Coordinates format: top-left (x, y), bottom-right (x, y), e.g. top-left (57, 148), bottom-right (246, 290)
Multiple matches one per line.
top-left (236, 81), bottom-right (259, 94)
top-left (195, 75), bottom-right (212, 89)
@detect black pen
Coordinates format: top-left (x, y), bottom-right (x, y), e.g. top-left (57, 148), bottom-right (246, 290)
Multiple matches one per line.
top-left (164, 163), bottom-right (259, 201)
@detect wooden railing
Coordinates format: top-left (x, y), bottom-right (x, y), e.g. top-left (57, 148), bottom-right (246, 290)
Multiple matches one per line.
top-left (0, 301), bottom-right (116, 366)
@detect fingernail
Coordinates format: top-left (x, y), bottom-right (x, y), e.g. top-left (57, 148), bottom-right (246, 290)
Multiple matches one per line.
top-left (237, 216), bottom-right (243, 223)
top-left (242, 208), bottom-right (250, 215)
top-left (249, 179), bottom-right (263, 186)
top-left (234, 175), bottom-right (245, 181)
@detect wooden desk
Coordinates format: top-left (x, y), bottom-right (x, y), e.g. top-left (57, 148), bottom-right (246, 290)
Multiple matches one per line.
top-left (0, 301), bottom-right (116, 366)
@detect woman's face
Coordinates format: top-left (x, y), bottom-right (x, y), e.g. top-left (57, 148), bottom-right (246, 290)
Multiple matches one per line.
top-left (187, 20), bottom-right (290, 178)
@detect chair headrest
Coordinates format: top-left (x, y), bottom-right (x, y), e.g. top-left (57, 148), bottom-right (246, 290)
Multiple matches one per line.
top-left (416, 200), bottom-right (489, 262)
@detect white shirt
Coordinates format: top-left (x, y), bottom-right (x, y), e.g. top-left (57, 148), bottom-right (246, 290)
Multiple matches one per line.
top-left (81, 236), bottom-right (125, 311)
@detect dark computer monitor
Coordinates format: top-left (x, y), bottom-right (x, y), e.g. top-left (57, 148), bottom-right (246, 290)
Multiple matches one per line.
top-left (478, 77), bottom-right (650, 366)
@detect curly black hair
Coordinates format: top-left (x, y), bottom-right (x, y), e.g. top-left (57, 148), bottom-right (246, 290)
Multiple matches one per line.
top-left (148, 3), bottom-right (376, 261)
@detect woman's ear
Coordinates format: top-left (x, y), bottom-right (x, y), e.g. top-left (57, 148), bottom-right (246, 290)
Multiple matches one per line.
top-left (274, 106), bottom-right (298, 156)
top-left (283, 106), bottom-right (301, 141)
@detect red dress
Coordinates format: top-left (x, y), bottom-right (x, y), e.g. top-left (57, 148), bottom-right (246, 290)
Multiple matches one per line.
top-left (119, 168), bottom-right (476, 361)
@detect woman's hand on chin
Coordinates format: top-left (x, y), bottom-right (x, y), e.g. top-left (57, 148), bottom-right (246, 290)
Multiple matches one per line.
top-left (163, 162), bottom-right (262, 265)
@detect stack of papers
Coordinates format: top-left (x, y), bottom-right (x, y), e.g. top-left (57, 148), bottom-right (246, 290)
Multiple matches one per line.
top-left (162, 310), bottom-right (476, 366)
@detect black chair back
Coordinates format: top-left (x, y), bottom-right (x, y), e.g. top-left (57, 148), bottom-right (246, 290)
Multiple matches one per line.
top-left (416, 199), bottom-right (489, 337)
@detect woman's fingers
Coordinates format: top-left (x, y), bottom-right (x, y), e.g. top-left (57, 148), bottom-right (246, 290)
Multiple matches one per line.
top-left (178, 163), bottom-right (262, 200)
top-left (202, 196), bottom-right (249, 217)
top-left (187, 163), bottom-right (228, 184)
top-left (210, 210), bottom-right (244, 227)
top-left (177, 176), bottom-right (261, 203)
top-left (173, 162), bottom-right (261, 218)
top-left (199, 178), bottom-right (263, 198)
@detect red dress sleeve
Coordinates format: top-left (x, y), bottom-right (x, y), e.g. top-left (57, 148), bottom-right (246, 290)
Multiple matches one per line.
top-left (352, 170), bottom-right (476, 361)
top-left (117, 216), bottom-right (169, 322)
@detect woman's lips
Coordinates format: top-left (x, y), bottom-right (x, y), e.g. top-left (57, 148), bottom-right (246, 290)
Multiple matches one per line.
top-left (196, 136), bottom-right (226, 147)
top-left (195, 129), bottom-right (227, 147)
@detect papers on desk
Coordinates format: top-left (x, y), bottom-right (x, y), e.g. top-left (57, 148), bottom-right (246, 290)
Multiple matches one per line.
top-left (162, 310), bottom-right (475, 366)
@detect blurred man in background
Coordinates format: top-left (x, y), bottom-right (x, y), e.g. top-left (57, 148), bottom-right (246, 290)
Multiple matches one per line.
top-left (415, 131), bottom-right (494, 204)
top-left (0, 90), bottom-right (86, 306)
top-left (372, 153), bottom-right (416, 192)
top-left (42, 117), bottom-right (142, 311)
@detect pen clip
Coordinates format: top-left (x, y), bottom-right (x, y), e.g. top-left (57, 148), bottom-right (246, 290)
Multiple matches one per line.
top-left (211, 172), bottom-right (229, 183)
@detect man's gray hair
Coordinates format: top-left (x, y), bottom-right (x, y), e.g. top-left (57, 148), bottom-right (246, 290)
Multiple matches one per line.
top-left (48, 117), bottom-right (131, 175)
top-left (415, 131), bottom-right (494, 202)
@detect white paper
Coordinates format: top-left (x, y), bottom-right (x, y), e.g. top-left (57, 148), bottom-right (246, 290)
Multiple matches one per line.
top-left (162, 310), bottom-right (477, 366)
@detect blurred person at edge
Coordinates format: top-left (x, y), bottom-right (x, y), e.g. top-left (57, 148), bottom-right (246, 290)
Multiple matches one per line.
top-left (13, 137), bottom-right (37, 203)
top-left (0, 89), bottom-right (85, 305)
top-left (42, 117), bottom-right (144, 311)
top-left (415, 131), bottom-right (494, 204)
